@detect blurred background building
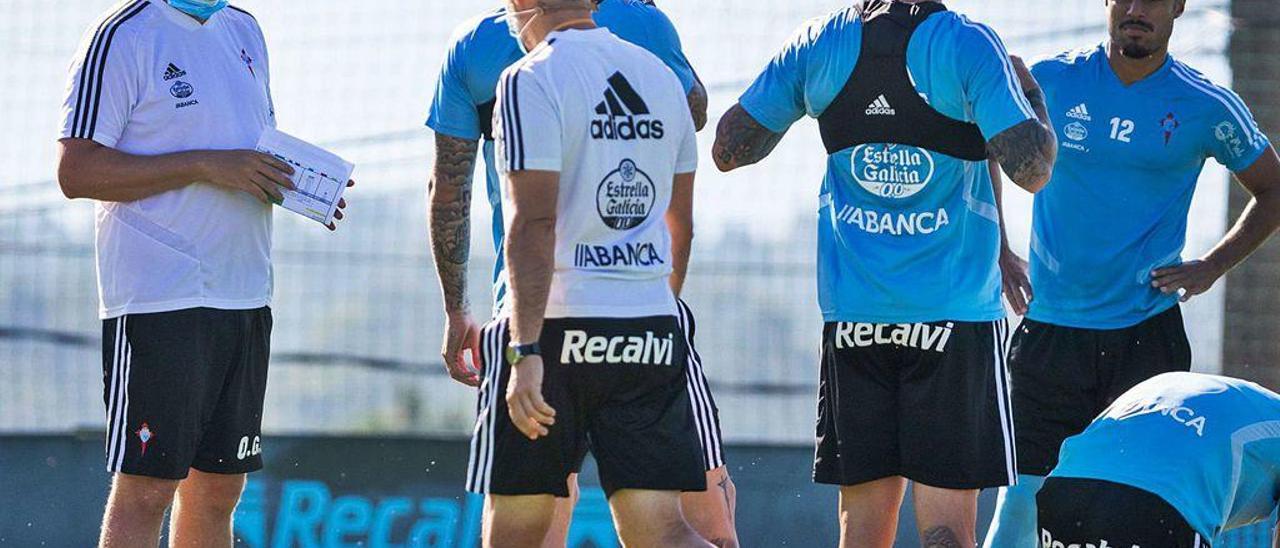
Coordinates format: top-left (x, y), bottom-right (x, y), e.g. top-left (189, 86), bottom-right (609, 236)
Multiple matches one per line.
top-left (0, 1), bottom-right (1273, 546)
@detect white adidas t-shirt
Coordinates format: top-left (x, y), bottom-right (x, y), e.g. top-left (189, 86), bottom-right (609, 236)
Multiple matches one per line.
top-left (494, 28), bottom-right (698, 319)
top-left (59, 1), bottom-right (276, 319)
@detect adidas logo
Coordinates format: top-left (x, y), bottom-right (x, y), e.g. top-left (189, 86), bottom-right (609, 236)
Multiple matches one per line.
top-left (163, 63), bottom-right (187, 81)
top-left (591, 72), bottom-right (665, 141)
top-left (865, 94), bottom-right (896, 116)
top-left (1066, 103), bottom-right (1092, 122)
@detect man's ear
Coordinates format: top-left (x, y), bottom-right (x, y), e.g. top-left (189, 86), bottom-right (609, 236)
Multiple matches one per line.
top-left (1174, 0), bottom-right (1187, 18)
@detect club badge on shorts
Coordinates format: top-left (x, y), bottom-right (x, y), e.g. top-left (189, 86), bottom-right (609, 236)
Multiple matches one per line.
top-left (136, 423), bottom-right (153, 457)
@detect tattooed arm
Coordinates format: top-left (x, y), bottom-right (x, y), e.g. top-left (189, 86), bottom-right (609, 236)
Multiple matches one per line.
top-left (987, 56), bottom-right (1057, 193)
top-left (429, 134), bottom-right (477, 312)
top-left (687, 78), bottom-right (709, 132)
top-left (712, 103), bottom-right (787, 172)
top-left (429, 133), bottom-right (481, 386)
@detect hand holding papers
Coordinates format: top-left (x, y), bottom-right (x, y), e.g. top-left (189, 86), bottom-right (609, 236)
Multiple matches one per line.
top-left (255, 128), bottom-right (355, 228)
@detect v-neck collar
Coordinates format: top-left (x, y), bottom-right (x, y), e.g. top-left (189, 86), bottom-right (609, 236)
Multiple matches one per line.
top-left (1098, 43), bottom-right (1174, 90)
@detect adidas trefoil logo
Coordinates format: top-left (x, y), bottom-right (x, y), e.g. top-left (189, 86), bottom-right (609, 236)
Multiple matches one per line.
top-left (591, 72), bottom-right (665, 141)
top-left (163, 63), bottom-right (187, 81)
top-left (1066, 103), bottom-right (1092, 122)
top-left (865, 94), bottom-right (896, 116)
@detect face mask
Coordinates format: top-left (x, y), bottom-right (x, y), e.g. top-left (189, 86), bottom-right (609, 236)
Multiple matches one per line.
top-left (168, 0), bottom-right (229, 20)
top-left (504, 6), bottom-right (542, 53)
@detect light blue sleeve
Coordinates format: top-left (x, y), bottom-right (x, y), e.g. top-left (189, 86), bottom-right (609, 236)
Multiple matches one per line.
top-left (641, 7), bottom-right (697, 94)
top-left (738, 20), bottom-right (818, 134)
top-left (952, 17), bottom-right (1037, 141)
top-left (426, 34), bottom-right (482, 141)
top-left (1203, 86), bottom-right (1272, 173)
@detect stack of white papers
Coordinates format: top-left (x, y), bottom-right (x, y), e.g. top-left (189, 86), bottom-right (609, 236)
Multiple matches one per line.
top-left (255, 127), bottom-right (354, 225)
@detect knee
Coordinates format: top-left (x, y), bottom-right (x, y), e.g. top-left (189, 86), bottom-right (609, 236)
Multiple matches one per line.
top-left (111, 475), bottom-right (178, 517)
top-left (487, 497), bottom-right (555, 547)
top-left (658, 513), bottom-right (705, 547)
top-left (178, 475), bottom-right (245, 517)
top-left (490, 516), bottom-right (553, 547)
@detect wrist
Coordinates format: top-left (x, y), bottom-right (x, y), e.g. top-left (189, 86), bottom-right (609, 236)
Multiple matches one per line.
top-left (1202, 253), bottom-right (1233, 276)
top-left (186, 150), bottom-right (215, 182)
top-left (506, 341), bottom-right (541, 367)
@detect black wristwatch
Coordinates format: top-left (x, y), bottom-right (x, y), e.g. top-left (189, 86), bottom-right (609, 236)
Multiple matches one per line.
top-left (506, 341), bottom-right (541, 366)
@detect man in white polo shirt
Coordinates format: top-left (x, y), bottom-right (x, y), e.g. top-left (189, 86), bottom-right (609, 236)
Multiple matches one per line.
top-left (466, 0), bottom-right (710, 546)
top-left (55, 1), bottom-right (346, 546)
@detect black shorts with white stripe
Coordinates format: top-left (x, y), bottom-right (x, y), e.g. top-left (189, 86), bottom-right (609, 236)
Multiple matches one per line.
top-left (814, 319), bottom-right (1015, 489)
top-left (466, 315), bottom-right (706, 497)
top-left (675, 299), bottom-right (726, 471)
top-left (101, 307), bottom-right (271, 480)
top-left (563, 299), bottom-right (725, 474)
top-left (1038, 477), bottom-right (1209, 548)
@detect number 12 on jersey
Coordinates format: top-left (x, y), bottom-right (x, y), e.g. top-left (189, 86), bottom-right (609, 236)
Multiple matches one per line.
top-left (1110, 117), bottom-right (1134, 143)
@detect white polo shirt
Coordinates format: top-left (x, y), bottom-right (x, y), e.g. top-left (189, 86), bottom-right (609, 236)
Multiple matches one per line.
top-left (59, 1), bottom-right (276, 319)
top-left (494, 28), bottom-right (699, 319)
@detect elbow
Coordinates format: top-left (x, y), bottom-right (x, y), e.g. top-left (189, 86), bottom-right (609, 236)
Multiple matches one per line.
top-left (1014, 163), bottom-right (1052, 194)
top-left (56, 161), bottom-right (85, 200)
top-left (1012, 148), bottom-right (1057, 194)
top-left (711, 145), bottom-right (735, 173)
top-left (1020, 172), bottom-right (1050, 194)
top-left (509, 214), bottom-right (557, 235)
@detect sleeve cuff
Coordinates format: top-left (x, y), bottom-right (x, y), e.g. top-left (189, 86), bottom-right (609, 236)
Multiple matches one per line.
top-left (59, 130), bottom-right (119, 149)
top-left (1229, 140), bottom-right (1271, 174)
top-left (738, 96), bottom-right (794, 135)
top-left (515, 158), bottom-right (562, 172)
top-left (426, 118), bottom-right (481, 141)
top-left (981, 112), bottom-right (1036, 143)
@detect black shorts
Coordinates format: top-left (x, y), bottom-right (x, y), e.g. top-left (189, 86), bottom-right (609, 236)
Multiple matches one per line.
top-left (1010, 305), bottom-right (1191, 475)
top-left (557, 299), bottom-right (726, 476)
top-left (1038, 477), bottom-right (1209, 548)
top-left (101, 307), bottom-right (272, 480)
top-left (814, 319), bottom-right (1015, 489)
top-left (676, 299), bottom-right (726, 471)
top-left (465, 314), bottom-right (706, 498)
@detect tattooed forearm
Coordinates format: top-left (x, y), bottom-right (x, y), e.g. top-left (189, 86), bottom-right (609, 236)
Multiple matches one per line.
top-left (687, 81), bottom-right (709, 132)
top-left (921, 526), bottom-right (963, 548)
top-left (988, 88), bottom-right (1056, 193)
top-left (428, 134), bottom-right (479, 313)
top-left (712, 103), bottom-right (786, 172)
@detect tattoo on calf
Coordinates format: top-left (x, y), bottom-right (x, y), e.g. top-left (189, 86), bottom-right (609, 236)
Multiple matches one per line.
top-left (718, 475), bottom-right (733, 520)
top-left (922, 526), bottom-right (964, 548)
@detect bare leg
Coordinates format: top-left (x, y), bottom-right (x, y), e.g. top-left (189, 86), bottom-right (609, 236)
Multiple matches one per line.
top-left (486, 494), bottom-right (557, 548)
top-left (540, 473), bottom-right (580, 548)
top-left (838, 476), bottom-right (908, 548)
top-left (168, 470), bottom-right (246, 548)
top-left (99, 473), bottom-right (179, 548)
top-left (913, 483), bottom-right (978, 548)
top-left (680, 467), bottom-right (739, 547)
top-left (609, 489), bottom-right (711, 548)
